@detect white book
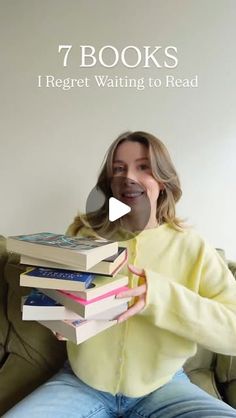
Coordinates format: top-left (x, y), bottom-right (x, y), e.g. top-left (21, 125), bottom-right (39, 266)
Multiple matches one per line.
top-left (22, 291), bottom-right (128, 321)
top-left (7, 232), bottom-right (118, 270)
top-left (20, 247), bottom-right (127, 276)
top-left (39, 318), bottom-right (119, 345)
top-left (40, 286), bottom-right (131, 319)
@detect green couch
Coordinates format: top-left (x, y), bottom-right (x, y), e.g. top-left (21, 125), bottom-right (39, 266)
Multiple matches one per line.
top-left (0, 236), bottom-right (67, 415)
top-left (0, 236), bottom-right (236, 415)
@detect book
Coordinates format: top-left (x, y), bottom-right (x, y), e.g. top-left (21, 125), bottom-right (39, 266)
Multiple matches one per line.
top-left (22, 291), bottom-right (81, 320)
top-left (22, 290), bottom-right (128, 321)
top-left (7, 232), bottom-right (118, 270)
top-left (20, 247), bottom-right (127, 276)
top-left (67, 274), bottom-right (129, 300)
top-left (20, 267), bottom-right (94, 291)
top-left (39, 317), bottom-right (119, 345)
top-left (40, 285), bottom-right (131, 319)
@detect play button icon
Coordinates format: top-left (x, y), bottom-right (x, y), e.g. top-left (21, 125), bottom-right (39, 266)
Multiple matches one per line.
top-left (85, 177), bottom-right (151, 241)
top-left (109, 197), bottom-right (131, 222)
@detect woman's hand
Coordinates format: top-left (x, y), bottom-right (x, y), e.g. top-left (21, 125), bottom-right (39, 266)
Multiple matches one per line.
top-left (116, 264), bottom-right (147, 323)
top-left (52, 331), bottom-right (68, 341)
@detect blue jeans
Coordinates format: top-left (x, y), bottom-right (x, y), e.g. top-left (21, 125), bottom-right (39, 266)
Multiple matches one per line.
top-left (4, 362), bottom-right (236, 418)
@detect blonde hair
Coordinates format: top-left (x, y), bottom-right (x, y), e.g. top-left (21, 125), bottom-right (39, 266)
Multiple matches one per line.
top-left (68, 131), bottom-right (184, 237)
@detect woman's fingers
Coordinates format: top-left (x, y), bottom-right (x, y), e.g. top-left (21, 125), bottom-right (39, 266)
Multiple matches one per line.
top-left (52, 331), bottom-right (68, 341)
top-left (116, 283), bottom-right (146, 298)
top-left (116, 264), bottom-right (147, 298)
top-left (128, 264), bottom-right (145, 277)
top-left (116, 264), bottom-right (147, 323)
top-left (117, 296), bottom-right (146, 323)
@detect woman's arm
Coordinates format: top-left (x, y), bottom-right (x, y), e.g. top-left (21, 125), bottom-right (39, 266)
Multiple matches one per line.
top-left (117, 244), bottom-right (236, 356)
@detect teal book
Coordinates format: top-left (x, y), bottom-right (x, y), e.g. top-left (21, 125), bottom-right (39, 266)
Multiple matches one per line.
top-left (7, 232), bottom-right (118, 269)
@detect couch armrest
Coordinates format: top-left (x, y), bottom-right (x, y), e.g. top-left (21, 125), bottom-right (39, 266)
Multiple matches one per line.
top-left (228, 261), bottom-right (236, 278)
top-left (185, 369), bottom-right (221, 399)
top-left (0, 236), bottom-right (9, 364)
top-left (214, 262), bottom-right (236, 408)
top-left (216, 354), bottom-right (236, 383)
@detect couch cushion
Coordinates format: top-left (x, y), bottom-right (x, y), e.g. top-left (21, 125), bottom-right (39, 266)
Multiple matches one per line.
top-left (184, 346), bottom-right (221, 399)
top-left (0, 353), bottom-right (59, 415)
top-left (224, 381), bottom-right (236, 409)
top-left (216, 355), bottom-right (236, 383)
top-left (4, 256), bottom-right (67, 368)
top-left (0, 252), bottom-right (67, 414)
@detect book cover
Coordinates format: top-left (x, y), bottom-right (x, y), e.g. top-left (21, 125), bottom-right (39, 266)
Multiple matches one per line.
top-left (22, 289), bottom-right (128, 321)
top-left (20, 247), bottom-right (127, 277)
top-left (20, 267), bottom-right (94, 291)
top-left (22, 290), bottom-right (82, 320)
top-left (7, 233), bottom-right (118, 270)
top-left (40, 285), bottom-right (131, 319)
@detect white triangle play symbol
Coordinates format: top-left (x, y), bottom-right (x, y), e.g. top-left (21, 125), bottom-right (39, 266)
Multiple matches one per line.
top-left (109, 197), bottom-right (131, 222)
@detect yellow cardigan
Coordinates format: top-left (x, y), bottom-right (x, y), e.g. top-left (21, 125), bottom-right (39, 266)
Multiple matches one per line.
top-left (66, 223), bottom-right (236, 397)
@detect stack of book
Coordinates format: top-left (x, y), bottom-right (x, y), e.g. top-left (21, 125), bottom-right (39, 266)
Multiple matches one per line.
top-left (7, 232), bottom-right (129, 344)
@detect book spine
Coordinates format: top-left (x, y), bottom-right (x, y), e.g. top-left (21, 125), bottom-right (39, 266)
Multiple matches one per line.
top-left (39, 287), bottom-right (131, 319)
top-left (59, 285), bottom-right (129, 305)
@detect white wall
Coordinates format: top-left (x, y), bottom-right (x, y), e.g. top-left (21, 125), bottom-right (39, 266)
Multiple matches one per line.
top-left (1, 0), bottom-right (236, 259)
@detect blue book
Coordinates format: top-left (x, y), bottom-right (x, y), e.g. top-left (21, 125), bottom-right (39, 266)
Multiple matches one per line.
top-left (24, 290), bottom-right (61, 307)
top-left (20, 267), bottom-right (94, 291)
top-left (22, 289), bottom-right (82, 320)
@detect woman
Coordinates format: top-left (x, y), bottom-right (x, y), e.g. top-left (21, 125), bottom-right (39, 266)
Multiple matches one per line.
top-left (5, 131), bottom-right (236, 417)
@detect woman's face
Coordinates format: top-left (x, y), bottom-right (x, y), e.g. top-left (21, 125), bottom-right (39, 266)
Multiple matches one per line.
top-left (111, 140), bottom-right (162, 217)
